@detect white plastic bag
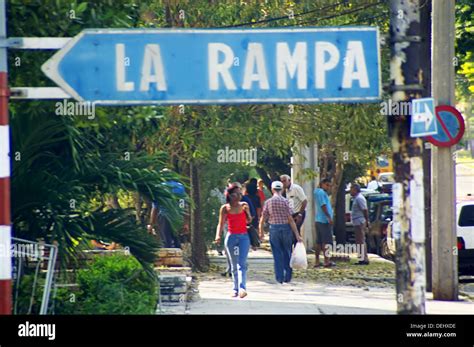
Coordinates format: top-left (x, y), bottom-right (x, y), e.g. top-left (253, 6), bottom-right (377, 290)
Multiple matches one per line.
top-left (290, 242), bottom-right (308, 269)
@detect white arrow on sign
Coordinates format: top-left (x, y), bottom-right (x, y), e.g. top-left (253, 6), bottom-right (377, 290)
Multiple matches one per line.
top-left (413, 103), bottom-right (435, 130)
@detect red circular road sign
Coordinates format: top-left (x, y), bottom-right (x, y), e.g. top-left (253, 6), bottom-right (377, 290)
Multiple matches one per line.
top-left (426, 105), bottom-right (465, 147)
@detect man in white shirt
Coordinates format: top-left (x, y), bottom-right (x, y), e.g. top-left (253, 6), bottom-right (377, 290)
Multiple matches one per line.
top-left (367, 176), bottom-right (381, 191)
top-left (280, 174), bottom-right (307, 244)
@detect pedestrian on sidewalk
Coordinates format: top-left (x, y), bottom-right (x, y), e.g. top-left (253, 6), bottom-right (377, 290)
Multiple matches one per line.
top-left (244, 179), bottom-right (263, 251)
top-left (259, 181), bottom-right (303, 284)
top-left (257, 178), bottom-right (267, 206)
top-left (367, 175), bottom-right (381, 191)
top-left (350, 183), bottom-right (370, 265)
top-left (244, 178), bottom-right (262, 231)
top-left (215, 184), bottom-right (253, 298)
top-left (147, 180), bottom-right (185, 248)
top-left (314, 178), bottom-right (335, 268)
top-left (280, 174), bottom-right (308, 246)
top-left (221, 181), bottom-right (256, 276)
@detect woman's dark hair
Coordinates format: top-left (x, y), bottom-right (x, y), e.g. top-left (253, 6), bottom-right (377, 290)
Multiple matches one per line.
top-left (226, 186), bottom-right (239, 203)
top-left (320, 178), bottom-right (331, 185)
top-left (245, 179), bottom-right (258, 196)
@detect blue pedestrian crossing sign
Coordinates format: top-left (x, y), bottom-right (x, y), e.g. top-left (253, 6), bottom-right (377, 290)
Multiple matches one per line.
top-left (410, 97), bottom-right (438, 137)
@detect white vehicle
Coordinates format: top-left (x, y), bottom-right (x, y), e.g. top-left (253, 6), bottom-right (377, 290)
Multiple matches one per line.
top-left (382, 199), bottom-right (474, 274)
top-left (378, 172), bottom-right (394, 184)
top-left (457, 199), bottom-right (474, 274)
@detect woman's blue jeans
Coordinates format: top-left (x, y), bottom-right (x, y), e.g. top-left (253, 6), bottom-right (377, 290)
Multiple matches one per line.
top-left (225, 233), bottom-right (250, 292)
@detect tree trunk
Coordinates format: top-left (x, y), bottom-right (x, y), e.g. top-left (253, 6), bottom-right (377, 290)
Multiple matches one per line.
top-left (331, 159), bottom-right (346, 244)
top-left (320, 150), bottom-right (328, 179)
top-left (334, 165), bottom-right (347, 244)
top-left (255, 166), bottom-right (272, 191)
top-left (330, 159), bottom-right (344, 206)
top-left (106, 194), bottom-right (120, 209)
top-left (133, 192), bottom-right (143, 223)
top-left (190, 160), bottom-right (209, 271)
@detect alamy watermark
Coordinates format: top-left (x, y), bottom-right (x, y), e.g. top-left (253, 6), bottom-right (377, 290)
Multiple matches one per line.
top-left (324, 242), bottom-right (366, 261)
top-left (217, 146), bottom-right (257, 166)
top-left (380, 99), bottom-right (412, 116)
top-left (55, 99), bottom-right (96, 120)
top-left (0, 243), bottom-right (41, 260)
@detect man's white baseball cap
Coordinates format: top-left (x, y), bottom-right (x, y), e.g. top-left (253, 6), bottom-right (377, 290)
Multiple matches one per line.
top-left (271, 181), bottom-right (283, 190)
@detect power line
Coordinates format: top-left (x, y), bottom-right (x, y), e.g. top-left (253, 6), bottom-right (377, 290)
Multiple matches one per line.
top-left (297, 1), bottom-right (386, 27)
top-left (219, 1), bottom-right (350, 28)
top-left (341, 11), bottom-right (389, 26)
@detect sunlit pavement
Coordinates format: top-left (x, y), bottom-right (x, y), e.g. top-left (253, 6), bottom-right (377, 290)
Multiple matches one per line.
top-left (456, 163), bottom-right (474, 198)
top-left (187, 248), bottom-right (474, 315)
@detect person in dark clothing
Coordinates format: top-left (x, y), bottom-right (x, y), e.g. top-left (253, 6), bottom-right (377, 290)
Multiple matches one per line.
top-left (244, 178), bottom-right (262, 229)
top-left (147, 181), bottom-right (185, 248)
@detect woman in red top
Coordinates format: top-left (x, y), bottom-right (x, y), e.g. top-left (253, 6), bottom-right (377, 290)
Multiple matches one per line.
top-left (257, 179), bottom-right (266, 206)
top-left (215, 184), bottom-right (252, 298)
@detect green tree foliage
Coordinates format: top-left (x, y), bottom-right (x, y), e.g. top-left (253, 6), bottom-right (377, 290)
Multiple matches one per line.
top-left (8, 0), bottom-right (395, 269)
top-left (7, 1), bottom-right (186, 267)
top-left (455, 1), bottom-right (474, 99)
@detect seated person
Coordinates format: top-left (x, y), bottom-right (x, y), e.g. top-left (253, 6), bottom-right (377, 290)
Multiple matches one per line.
top-left (91, 239), bottom-right (117, 251)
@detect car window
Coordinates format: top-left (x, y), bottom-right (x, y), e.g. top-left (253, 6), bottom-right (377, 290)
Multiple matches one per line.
top-left (380, 175), bottom-right (394, 183)
top-left (380, 204), bottom-right (393, 221)
top-left (459, 205), bottom-right (474, 227)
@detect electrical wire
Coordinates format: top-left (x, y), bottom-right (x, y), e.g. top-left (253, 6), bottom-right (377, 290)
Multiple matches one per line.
top-left (341, 11), bottom-right (389, 26)
top-left (219, 0), bottom-right (350, 28)
top-left (296, 1), bottom-right (386, 27)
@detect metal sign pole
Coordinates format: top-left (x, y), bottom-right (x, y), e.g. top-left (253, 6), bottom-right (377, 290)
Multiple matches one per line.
top-left (0, 0), bottom-right (12, 315)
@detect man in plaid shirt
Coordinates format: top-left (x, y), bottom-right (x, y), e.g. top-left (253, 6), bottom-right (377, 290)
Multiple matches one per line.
top-left (259, 181), bottom-right (302, 284)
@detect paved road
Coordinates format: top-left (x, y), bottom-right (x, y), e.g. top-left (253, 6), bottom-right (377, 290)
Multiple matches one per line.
top-left (456, 163), bottom-right (474, 198)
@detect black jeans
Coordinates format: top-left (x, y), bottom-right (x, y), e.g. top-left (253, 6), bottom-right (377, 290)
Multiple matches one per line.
top-left (292, 210), bottom-right (306, 246)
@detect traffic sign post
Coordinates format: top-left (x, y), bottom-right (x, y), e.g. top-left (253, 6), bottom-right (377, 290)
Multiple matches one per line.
top-left (427, 105), bottom-right (465, 147)
top-left (0, 0), bottom-right (12, 315)
top-left (410, 97), bottom-right (437, 137)
top-left (41, 28), bottom-right (381, 105)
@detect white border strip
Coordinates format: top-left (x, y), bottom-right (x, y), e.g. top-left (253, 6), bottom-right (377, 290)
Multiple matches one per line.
top-left (91, 96), bottom-right (381, 105)
top-left (0, 225), bottom-right (12, 280)
top-left (82, 27), bottom-right (378, 35)
top-left (11, 37), bottom-right (71, 49)
top-left (0, 125), bottom-right (10, 178)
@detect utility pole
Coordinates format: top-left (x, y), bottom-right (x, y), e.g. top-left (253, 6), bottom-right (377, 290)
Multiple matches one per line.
top-left (0, 0), bottom-right (12, 315)
top-left (431, 0), bottom-right (458, 301)
top-left (291, 143), bottom-right (318, 250)
top-left (389, 0), bottom-right (426, 314)
top-left (420, 0), bottom-right (432, 293)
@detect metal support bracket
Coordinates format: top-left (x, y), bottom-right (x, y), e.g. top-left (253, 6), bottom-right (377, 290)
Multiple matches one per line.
top-left (388, 84), bottom-right (425, 92)
top-left (0, 37), bottom-right (71, 49)
top-left (391, 35), bottom-right (422, 43)
top-left (0, 37), bottom-right (22, 48)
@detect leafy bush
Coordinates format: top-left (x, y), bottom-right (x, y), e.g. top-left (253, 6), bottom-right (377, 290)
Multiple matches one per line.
top-left (55, 255), bottom-right (158, 315)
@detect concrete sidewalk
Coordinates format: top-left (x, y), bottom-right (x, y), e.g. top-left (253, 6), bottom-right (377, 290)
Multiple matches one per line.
top-left (186, 249), bottom-right (474, 315)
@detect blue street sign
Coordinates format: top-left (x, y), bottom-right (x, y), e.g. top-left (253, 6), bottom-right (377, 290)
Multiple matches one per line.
top-left (41, 28), bottom-right (381, 105)
top-left (410, 97), bottom-right (438, 137)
